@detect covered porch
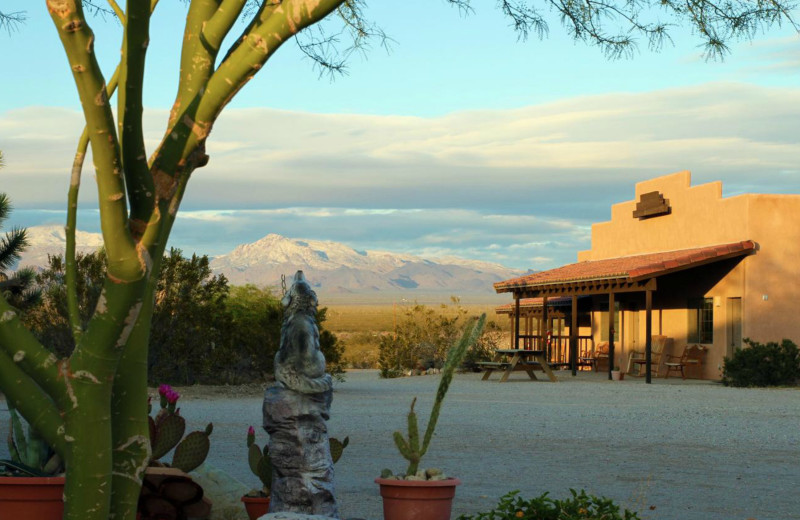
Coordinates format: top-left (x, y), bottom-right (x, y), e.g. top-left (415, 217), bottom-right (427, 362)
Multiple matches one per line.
top-left (494, 240), bottom-right (757, 383)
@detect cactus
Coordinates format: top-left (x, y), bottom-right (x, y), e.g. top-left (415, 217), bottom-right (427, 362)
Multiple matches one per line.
top-left (329, 436), bottom-right (350, 464)
top-left (247, 426), bottom-right (272, 496)
top-left (172, 423), bottom-right (213, 473)
top-left (245, 426), bottom-right (349, 496)
top-left (148, 384), bottom-right (212, 472)
top-left (392, 313), bottom-right (486, 476)
top-left (5, 406), bottom-right (63, 475)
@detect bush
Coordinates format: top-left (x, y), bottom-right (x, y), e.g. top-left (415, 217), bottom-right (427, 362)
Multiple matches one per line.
top-left (457, 490), bottom-right (641, 520)
top-left (722, 338), bottom-right (800, 387)
top-left (378, 298), bottom-right (499, 378)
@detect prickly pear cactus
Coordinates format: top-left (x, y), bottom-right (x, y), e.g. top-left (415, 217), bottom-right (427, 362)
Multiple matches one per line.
top-left (172, 423), bottom-right (213, 473)
top-left (150, 413), bottom-right (187, 460)
top-left (329, 436), bottom-right (349, 464)
top-left (148, 384), bottom-right (212, 471)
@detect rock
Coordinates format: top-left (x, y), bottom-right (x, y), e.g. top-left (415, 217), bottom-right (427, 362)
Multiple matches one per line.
top-left (415, 470), bottom-right (427, 479)
top-left (429, 474), bottom-right (448, 481)
top-left (425, 468), bottom-right (443, 478)
top-left (404, 475), bottom-right (424, 481)
top-left (189, 463), bottom-right (250, 520)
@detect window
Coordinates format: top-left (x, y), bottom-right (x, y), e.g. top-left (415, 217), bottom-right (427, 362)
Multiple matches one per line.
top-left (688, 297), bottom-right (713, 344)
top-left (600, 301), bottom-right (620, 342)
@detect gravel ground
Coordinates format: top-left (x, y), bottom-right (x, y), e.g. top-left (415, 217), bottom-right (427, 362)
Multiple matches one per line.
top-left (2, 370), bottom-right (799, 520)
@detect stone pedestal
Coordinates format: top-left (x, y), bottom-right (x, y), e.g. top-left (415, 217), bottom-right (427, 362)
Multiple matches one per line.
top-left (263, 384), bottom-right (339, 519)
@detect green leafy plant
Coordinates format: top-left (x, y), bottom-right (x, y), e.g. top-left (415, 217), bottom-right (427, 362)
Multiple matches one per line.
top-left (384, 314), bottom-right (486, 478)
top-left (245, 426), bottom-right (349, 497)
top-left (1, 406), bottom-right (63, 477)
top-left (148, 384), bottom-right (213, 473)
top-left (456, 490), bottom-right (642, 520)
top-left (722, 338), bottom-right (800, 387)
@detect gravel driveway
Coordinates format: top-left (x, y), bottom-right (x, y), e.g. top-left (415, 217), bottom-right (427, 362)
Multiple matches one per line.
top-left (3, 370), bottom-right (799, 520)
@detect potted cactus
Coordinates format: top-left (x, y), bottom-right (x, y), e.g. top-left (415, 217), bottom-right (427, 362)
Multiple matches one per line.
top-left (376, 314), bottom-right (486, 520)
top-left (0, 406), bottom-right (65, 519)
top-left (241, 426), bottom-right (272, 520)
top-left (140, 385), bottom-right (213, 520)
top-left (242, 426), bottom-right (349, 520)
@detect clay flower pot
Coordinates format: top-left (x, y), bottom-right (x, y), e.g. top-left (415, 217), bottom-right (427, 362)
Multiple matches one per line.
top-left (375, 477), bottom-right (461, 520)
top-left (0, 475), bottom-right (65, 519)
top-left (611, 370), bottom-right (624, 381)
top-left (241, 495), bottom-right (271, 520)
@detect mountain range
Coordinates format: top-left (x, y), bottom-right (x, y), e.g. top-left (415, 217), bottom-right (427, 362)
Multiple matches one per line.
top-left (16, 227), bottom-right (524, 296)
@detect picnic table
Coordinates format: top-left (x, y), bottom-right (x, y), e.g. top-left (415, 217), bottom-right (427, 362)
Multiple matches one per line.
top-left (477, 349), bottom-right (559, 382)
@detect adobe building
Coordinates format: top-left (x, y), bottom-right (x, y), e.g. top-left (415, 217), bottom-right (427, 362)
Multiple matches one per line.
top-left (494, 171), bottom-right (800, 381)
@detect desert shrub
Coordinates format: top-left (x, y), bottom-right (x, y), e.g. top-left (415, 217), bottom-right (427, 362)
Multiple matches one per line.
top-left (23, 253), bottom-right (344, 385)
top-left (722, 338), bottom-right (800, 387)
top-left (461, 319), bottom-right (502, 371)
top-left (318, 307), bottom-right (347, 381)
top-left (378, 298), bottom-right (501, 377)
top-left (378, 299), bottom-right (466, 377)
top-left (457, 490), bottom-right (641, 520)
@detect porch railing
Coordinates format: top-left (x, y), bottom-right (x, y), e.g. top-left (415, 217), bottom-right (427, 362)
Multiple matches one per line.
top-left (518, 334), bottom-right (594, 365)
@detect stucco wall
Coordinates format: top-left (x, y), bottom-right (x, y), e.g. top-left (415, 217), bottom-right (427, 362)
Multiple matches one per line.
top-left (578, 171), bottom-right (799, 379)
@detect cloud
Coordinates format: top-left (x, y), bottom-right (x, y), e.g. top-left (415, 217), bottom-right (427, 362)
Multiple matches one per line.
top-left (1, 81), bottom-right (798, 269)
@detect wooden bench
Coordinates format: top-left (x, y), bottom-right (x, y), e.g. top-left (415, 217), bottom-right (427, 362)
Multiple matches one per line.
top-left (479, 349), bottom-right (558, 383)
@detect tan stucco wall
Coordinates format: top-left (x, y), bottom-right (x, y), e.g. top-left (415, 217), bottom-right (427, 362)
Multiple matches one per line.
top-left (578, 171), bottom-right (800, 379)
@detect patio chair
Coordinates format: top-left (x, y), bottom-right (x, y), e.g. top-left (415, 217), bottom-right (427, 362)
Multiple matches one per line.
top-left (579, 342), bottom-right (609, 372)
top-left (629, 335), bottom-right (670, 377)
top-left (664, 344), bottom-right (707, 379)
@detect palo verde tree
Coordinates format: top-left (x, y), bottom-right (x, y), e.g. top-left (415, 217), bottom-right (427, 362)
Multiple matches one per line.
top-left (0, 1), bottom-right (796, 520)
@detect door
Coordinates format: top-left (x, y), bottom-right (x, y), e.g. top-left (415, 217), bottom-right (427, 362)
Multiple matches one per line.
top-left (726, 297), bottom-right (742, 357)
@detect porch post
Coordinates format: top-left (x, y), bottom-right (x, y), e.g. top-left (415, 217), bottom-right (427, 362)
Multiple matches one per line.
top-left (508, 314), bottom-right (514, 348)
top-left (514, 293), bottom-right (521, 350)
top-left (608, 292), bottom-right (615, 380)
top-left (645, 288), bottom-right (653, 384)
top-left (571, 295), bottom-right (578, 376)
top-left (542, 296), bottom-right (549, 357)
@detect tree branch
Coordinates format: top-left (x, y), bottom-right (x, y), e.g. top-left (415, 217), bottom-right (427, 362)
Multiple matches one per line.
top-left (0, 348), bottom-right (65, 456)
top-left (0, 296), bottom-right (62, 403)
top-left (46, 0), bottom-right (144, 283)
top-left (118, 2), bottom-right (155, 234)
top-left (67, 65), bottom-right (122, 344)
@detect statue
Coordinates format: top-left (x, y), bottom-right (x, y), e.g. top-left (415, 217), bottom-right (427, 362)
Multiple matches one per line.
top-left (263, 271), bottom-right (339, 518)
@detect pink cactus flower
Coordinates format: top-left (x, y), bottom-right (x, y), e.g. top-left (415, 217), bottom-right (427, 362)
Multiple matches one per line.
top-left (158, 384), bottom-right (172, 396)
top-left (248, 426), bottom-right (255, 436)
top-left (165, 389), bottom-right (180, 404)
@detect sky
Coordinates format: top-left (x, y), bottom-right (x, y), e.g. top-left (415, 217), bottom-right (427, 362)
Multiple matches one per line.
top-left (0, 1), bottom-right (799, 270)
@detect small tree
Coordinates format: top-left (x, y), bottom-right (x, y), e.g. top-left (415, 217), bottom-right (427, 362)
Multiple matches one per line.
top-left (0, 187), bottom-right (40, 310)
top-left (0, 2), bottom-right (796, 519)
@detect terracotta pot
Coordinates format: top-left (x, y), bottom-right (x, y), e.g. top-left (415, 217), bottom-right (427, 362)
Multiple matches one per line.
top-left (0, 476), bottom-right (65, 519)
top-left (611, 370), bottom-right (624, 381)
top-left (241, 495), bottom-right (271, 520)
top-left (375, 477), bottom-right (461, 520)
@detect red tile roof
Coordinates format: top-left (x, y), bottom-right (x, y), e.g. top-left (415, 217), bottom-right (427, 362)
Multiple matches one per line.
top-left (495, 240), bottom-right (756, 292)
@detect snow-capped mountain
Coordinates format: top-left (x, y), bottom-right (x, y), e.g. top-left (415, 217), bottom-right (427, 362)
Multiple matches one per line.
top-left (211, 234), bottom-right (523, 294)
top-left (16, 225), bottom-right (105, 268)
top-left (14, 227), bottom-right (523, 295)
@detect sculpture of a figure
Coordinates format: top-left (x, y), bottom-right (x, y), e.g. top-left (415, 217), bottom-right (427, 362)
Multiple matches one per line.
top-left (263, 270), bottom-right (339, 518)
top-left (274, 271), bottom-right (332, 394)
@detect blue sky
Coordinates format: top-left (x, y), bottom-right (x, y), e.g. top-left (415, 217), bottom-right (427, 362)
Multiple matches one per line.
top-left (1, 1), bottom-right (799, 270)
